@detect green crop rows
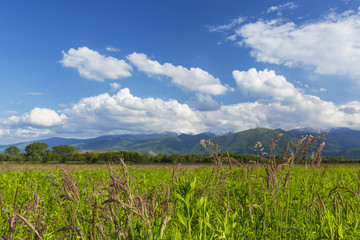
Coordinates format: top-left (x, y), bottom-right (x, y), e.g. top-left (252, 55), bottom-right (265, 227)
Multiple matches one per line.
top-left (0, 160), bottom-right (360, 239)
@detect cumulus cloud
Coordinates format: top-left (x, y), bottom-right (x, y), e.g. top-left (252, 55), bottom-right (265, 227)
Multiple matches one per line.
top-left (127, 53), bottom-right (230, 95)
top-left (235, 10), bottom-right (360, 79)
top-left (6, 108), bottom-right (67, 127)
top-left (230, 68), bottom-right (360, 130)
top-left (61, 47), bottom-right (132, 81)
top-left (233, 68), bottom-right (299, 102)
top-left (62, 88), bottom-right (203, 134)
top-left (48, 82), bottom-right (360, 135)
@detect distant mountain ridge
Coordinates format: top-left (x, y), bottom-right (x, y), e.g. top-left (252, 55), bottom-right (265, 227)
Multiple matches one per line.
top-left (1, 128), bottom-right (360, 159)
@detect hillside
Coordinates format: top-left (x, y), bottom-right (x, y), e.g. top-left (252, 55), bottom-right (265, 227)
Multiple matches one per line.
top-left (191, 128), bottom-right (295, 155)
top-left (1, 128), bottom-right (360, 159)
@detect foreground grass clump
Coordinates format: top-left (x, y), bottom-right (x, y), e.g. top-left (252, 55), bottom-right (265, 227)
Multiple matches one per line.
top-left (0, 162), bottom-right (360, 239)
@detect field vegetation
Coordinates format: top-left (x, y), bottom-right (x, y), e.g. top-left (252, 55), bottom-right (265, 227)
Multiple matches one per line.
top-left (0, 133), bottom-right (360, 239)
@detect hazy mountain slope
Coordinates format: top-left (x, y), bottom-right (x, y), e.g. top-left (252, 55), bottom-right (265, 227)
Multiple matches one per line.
top-left (191, 128), bottom-right (295, 155)
top-left (288, 127), bottom-right (360, 157)
top-left (339, 147), bottom-right (360, 160)
top-left (0, 133), bottom-right (178, 152)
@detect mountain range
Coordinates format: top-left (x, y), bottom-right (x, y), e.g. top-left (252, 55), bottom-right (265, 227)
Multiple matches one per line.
top-left (1, 128), bottom-right (360, 160)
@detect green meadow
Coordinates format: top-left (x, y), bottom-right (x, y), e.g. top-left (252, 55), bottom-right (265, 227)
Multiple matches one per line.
top-left (0, 161), bottom-right (360, 239)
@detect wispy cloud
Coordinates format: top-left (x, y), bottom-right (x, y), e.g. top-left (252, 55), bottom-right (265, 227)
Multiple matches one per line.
top-left (5, 110), bottom-right (18, 114)
top-left (10, 99), bottom-right (23, 105)
top-left (25, 92), bottom-right (43, 96)
top-left (106, 46), bottom-right (119, 52)
top-left (226, 35), bottom-right (237, 41)
top-left (207, 17), bottom-right (246, 32)
top-left (266, 2), bottom-right (298, 13)
top-left (110, 82), bottom-right (121, 91)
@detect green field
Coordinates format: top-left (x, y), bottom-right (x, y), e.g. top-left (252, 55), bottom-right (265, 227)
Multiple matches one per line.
top-left (0, 160), bottom-right (360, 239)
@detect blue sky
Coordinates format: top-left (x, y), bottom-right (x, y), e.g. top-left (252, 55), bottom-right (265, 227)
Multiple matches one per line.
top-left (1, 0), bottom-right (360, 144)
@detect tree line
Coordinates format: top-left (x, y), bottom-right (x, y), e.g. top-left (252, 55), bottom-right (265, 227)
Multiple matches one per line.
top-left (0, 142), bottom-right (348, 164)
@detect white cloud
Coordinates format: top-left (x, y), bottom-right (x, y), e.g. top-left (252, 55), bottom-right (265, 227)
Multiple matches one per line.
top-left (230, 68), bottom-right (360, 130)
top-left (338, 101), bottom-right (360, 114)
top-left (61, 47), bottom-right (132, 81)
top-left (233, 68), bottom-right (299, 102)
top-left (235, 10), bottom-right (360, 79)
top-left (6, 108), bottom-right (67, 127)
top-left (190, 93), bottom-right (220, 111)
top-left (226, 35), bottom-right (237, 41)
top-left (110, 82), bottom-right (121, 91)
top-left (13, 127), bottom-right (52, 139)
top-left (127, 53), bottom-right (230, 95)
top-left (62, 88), bottom-right (203, 135)
top-left (208, 17), bottom-right (246, 32)
top-left (266, 2), bottom-right (298, 13)
top-left (267, 6), bottom-right (278, 13)
top-left (0, 128), bottom-right (9, 136)
top-left (311, 87), bottom-right (327, 93)
top-left (106, 46), bottom-right (119, 52)
top-left (0, 126), bottom-right (53, 144)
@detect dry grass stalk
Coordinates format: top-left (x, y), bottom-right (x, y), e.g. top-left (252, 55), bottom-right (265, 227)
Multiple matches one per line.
top-left (171, 154), bottom-right (179, 182)
top-left (104, 161), bottom-right (154, 239)
top-left (0, 193), bottom-right (3, 224)
top-left (357, 169), bottom-right (360, 196)
top-left (14, 213), bottom-right (43, 240)
top-left (1, 190), bottom-right (47, 240)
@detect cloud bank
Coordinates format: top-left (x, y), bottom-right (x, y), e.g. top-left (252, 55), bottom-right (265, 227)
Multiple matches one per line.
top-left (5, 108), bottom-right (67, 127)
top-left (2, 68), bottom-right (360, 143)
top-left (235, 10), bottom-right (360, 79)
